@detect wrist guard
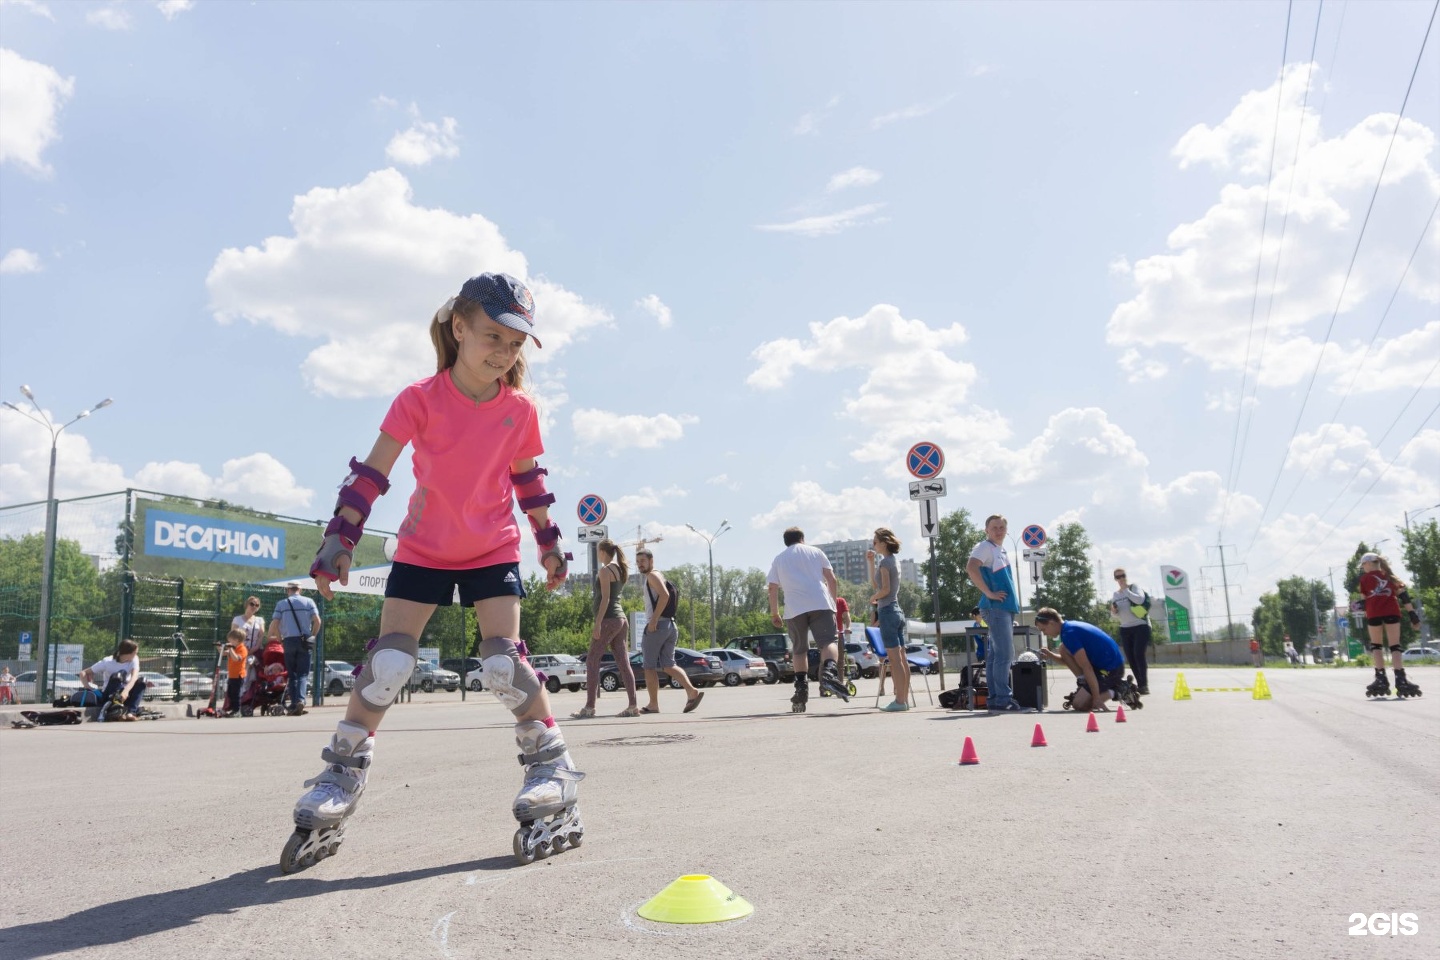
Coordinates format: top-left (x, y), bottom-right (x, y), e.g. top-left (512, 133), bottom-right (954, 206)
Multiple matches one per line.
top-left (312, 457), bottom-right (391, 583)
top-left (510, 463), bottom-right (556, 511)
top-left (529, 515), bottom-right (572, 579)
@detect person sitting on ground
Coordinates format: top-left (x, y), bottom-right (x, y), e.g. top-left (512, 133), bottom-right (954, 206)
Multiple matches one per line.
top-left (1033, 608), bottom-right (1126, 713)
top-left (74, 639), bottom-right (145, 720)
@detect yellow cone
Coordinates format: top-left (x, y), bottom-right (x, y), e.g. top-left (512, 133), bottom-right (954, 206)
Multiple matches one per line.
top-left (637, 874), bottom-right (754, 924)
top-left (1173, 672), bottom-right (1191, 701)
top-left (1252, 671), bottom-right (1272, 700)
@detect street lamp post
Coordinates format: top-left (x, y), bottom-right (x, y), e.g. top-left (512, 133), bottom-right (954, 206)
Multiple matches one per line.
top-left (685, 520), bottom-right (731, 648)
top-left (3, 387), bottom-right (113, 700)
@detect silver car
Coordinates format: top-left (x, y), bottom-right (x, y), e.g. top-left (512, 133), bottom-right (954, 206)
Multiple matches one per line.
top-left (11, 670), bottom-right (84, 703)
top-left (703, 648), bottom-right (768, 686)
top-left (323, 661), bottom-right (356, 696)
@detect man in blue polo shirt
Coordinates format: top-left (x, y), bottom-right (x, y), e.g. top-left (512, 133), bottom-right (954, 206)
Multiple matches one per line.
top-left (1034, 607), bottom-right (1125, 712)
top-left (966, 514), bottom-right (1025, 711)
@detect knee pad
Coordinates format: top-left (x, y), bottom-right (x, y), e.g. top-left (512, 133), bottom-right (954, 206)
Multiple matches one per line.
top-left (480, 637), bottom-right (543, 715)
top-left (1389, 645), bottom-right (1402, 653)
top-left (354, 633), bottom-right (417, 708)
top-left (1368, 644), bottom-right (1384, 652)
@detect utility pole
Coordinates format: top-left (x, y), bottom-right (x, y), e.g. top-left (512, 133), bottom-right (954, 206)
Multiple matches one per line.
top-left (1202, 543), bottom-right (1245, 652)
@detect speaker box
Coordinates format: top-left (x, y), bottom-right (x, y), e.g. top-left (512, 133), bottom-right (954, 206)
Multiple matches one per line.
top-left (1010, 660), bottom-right (1048, 710)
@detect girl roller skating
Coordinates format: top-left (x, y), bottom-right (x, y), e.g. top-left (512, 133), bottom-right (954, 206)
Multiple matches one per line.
top-left (1358, 553), bottom-right (1423, 700)
top-left (281, 273), bottom-right (581, 874)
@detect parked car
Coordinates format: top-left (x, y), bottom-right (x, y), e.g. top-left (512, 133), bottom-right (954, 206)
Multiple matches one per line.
top-left (903, 644), bottom-right (939, 674)
top-left (906, 641), bottom-right (939, 660)
top-left (138, 671), bottom-right (177, 700)
top-left (596, 649), bottom-right (723, 691)
top-left (528, 654), bottom-right (585, 692)
top-left (12, 670), bottom-right (84, 703)
top-left (726, 634), bottom-right (796, 684)
top-left (843, 641), bottom-right (881, 679)
top-left (323, 661), bottom-right (356, 696)
top-left (409, 662), bottom-right (460, 693)
top-left (178, 671), bottom-right (215, 699)
top-left (441, 657), bottom-right (483, 678)
top-left (703, 648), bottom-right (767, 686)
top-left (1401, 647), bottom-right (1440, 662)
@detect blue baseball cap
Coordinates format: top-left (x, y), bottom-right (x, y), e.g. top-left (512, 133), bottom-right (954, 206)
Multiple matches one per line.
top-left (457, 272), bottom-right (542, 348)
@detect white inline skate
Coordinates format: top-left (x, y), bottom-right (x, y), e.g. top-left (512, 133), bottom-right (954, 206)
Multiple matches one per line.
top-left (280, 721), bottom-right (372, 874)
top-left (512, 720), bottom-right (584, 865)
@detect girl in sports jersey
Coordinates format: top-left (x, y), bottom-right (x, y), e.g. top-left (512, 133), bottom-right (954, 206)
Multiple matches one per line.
top-left (281, 273), bottom-right (583, 872)
top-left (1359, 553), bottom-right (1422, 699)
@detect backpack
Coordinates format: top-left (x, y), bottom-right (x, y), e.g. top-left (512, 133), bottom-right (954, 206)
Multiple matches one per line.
top-left (1129, 589), bottom-right (1152, 620)
top-left (647, 577), bottom-right (680, 619)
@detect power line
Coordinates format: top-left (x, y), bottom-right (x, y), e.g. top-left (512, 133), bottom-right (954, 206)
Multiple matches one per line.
top-left (1221, 0), bottom-right (1294, 536)
top-left (1232, 0), bottom-right (1327, 504)
top-left (1242, 0), bottom-right (1439, 547)
top-left (1252, 195), bottom-right (1440, 551)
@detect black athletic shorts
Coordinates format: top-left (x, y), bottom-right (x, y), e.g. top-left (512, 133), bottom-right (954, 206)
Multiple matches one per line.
top-left (1076, 667), bottom-right (1125, 694)
top-left (1366, 615), bottom-right (1402, 626)
top-left (385, 560), bottom-right (526, 607)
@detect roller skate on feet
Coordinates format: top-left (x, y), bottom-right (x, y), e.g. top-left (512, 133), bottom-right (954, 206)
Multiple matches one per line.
top-left (512, 721), bottom-right (585, 865)
top-left (819, 663), bottom-right (851, 702)
top-left (790, 680), bottom-right (808, 714)
top-left (1365, 671), bottom-right (1391, 699)
top-left (281, 721), bottom-right (372, 874)
top-left (1394, 670), bottom-right (1422, 699)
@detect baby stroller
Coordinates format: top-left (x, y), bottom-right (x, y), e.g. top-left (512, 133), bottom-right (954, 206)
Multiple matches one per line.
top-left (241, 653), bottom-right (289, 713)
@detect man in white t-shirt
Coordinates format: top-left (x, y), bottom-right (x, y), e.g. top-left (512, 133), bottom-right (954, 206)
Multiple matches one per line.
top-left (767, 527), bottom-right (850, 712)
top-left (75, 639), bottom-right (144, 720)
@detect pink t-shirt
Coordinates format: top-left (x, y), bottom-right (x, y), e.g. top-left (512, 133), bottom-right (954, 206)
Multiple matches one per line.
top-left (380, 371), bottom-right (544, 570)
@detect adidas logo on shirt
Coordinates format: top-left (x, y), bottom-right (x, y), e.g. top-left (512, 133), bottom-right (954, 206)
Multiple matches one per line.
top-left (502, 416), bottom-right (515, 428)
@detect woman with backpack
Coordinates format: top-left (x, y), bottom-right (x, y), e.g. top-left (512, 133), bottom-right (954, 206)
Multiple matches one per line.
top-left (1109, 568), bottom-right (1151, 695)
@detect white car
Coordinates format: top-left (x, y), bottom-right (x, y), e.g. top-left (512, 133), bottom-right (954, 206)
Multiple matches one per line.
top-left (528, 654), bottom-right (585, 693)
top-left (842, 641), bottom-right (882, 679)
top-left (704, 648), bottom-right (768, 686)
top-left (323, 661), bottom-right (356, 696)
top-left (11, 671), bottom-right (84, 704)
top-left (1401, 647), bottom-right (1439, 662)
top-left (178, 671), bottom-right (215, 700)
top-left (138, 671), bottom-right (178, 700)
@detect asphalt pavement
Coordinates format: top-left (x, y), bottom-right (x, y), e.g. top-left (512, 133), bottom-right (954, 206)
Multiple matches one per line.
top-left (1, 665), bottom-right (1436, 960)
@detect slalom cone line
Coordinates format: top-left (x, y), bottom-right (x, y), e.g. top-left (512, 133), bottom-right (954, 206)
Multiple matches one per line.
top-left (1252, 671), bottom-right (1272, 700)
top-left (1030, 723), bottom-right (1047, 747)
top-left (1086, 712), bottom-right (1099, 733)
top-left (1173, 672), bottom-right (1191, 700)
top-left (1115, 705), bottom-right (1127, 723)
top-left (637, 874), bottom-right (754, 924)
top-left (959, 736), bottom-right (980, 765)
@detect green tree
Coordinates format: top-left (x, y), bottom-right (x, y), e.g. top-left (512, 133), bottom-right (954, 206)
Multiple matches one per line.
top-left (930, 508), bottom-right (983, 620)
top-left (1030, 523), bottom-right (1101, 622)
top-left (0, 533), bottom-right (116, 663)
top-left (1251, 577), bottom-right (1333, 656)
top-left (1400, 518), bottom-right (1439, 637)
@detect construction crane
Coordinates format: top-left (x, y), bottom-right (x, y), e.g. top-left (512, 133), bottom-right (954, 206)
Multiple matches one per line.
top-left (621, 525), bottom-right (664, 552)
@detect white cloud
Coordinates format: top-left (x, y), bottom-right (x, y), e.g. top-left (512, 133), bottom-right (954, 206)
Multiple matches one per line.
top-left (756, 203), bottom-right (886, 238)
top-left (751, 481), bottom-right (909, 545)
top-left (0, 248), bottom-right (42, 274)
top-left (155, 0), bottom-right (193, 18)
top-left (637, 294), bottom-right (672, 328)
top-left (826, 166), bottom-right (882, 193)
top-left (570, 409), bottom-right (697, 452)
top-left (1117, 347), bottom-right (1167, 382)
top-left (1109, 63), bottom-right (1440, 390)
top-left (86, 6), bottom-right (132, 29)
top-left (0, 48), bottom-right (75, 178)
top-left (206, 168), bottom-right (613, 398)
top-left (1, 1), bottom-right (55, 21)
top-left (793, 95), bottom-right (840, 136)
top-left (371, 94), bottom-right (398, 110)
top-left (0, 408), bottom-right (314, 516)
top-left (385, 105), bottom-right (460, 166)
top-left (870, 94), bottom-right (955, 130)
top-left (706, 473), bottom-right (739, 491)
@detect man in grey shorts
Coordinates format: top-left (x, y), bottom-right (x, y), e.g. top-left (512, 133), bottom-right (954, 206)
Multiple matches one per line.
top-left (766, 527), bottom-right (851, 712)
top-left (636, 549), bottom-right (703, 714)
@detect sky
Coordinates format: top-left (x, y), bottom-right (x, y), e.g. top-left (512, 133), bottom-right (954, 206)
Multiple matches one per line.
top-left (1, 0), bottom-right (1437, 633)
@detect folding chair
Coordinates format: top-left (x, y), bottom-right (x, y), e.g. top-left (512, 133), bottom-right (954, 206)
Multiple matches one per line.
top-left (867, 626), bottom-right (933, 707)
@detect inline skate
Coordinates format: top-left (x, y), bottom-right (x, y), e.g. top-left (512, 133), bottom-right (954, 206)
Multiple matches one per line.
top-left (818, 661), bottom-right (852, 702)
top-left (1365, 671), bottom-right (1391, 699)
top-left (512, 720), bottom-right (584, 865)
top-left (1393, 670), bottom-right (1422, 699)
top-left (791, 677), bottom-right (808, 714)
top-left (281, 721), bottom-right (371, 874)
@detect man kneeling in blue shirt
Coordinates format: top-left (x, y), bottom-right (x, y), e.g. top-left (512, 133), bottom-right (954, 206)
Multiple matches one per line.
top-left (1034, 608), bottom-right (1126, 713)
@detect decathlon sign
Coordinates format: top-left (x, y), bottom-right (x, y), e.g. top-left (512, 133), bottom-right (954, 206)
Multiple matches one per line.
top-left (145, 509), bottom-right (286, 569)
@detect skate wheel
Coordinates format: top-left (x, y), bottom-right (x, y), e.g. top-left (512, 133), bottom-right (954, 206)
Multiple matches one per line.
top-left (280, 830), bottom-right (307, 875)
top-left (551, 835), bottom-right (568, 854)
top-left (513, 828), bottom-right (536, 865)
top-left (567, 831), bottom-right (583, 848)
top-left (534, 840), bottom-right (552, 860)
